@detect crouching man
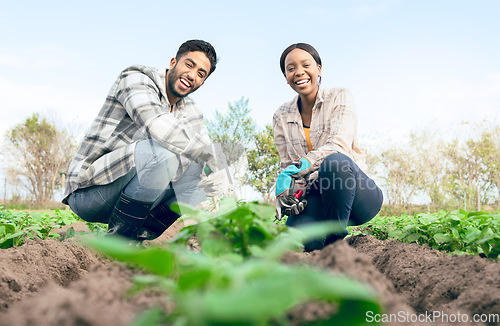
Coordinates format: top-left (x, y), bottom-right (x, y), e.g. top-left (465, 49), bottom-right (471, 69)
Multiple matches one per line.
top-left (62, 39), bottom-right (232, 241)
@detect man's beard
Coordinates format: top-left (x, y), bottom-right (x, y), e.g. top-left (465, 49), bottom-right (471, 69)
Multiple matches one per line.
top-left (167, 65), bottom-right (198, 100)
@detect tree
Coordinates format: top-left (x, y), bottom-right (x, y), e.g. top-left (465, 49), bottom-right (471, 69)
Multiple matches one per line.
top-left (377, 147), bottom-right (413, 207)
top-left (407, 130), bottom-right (448, 208)
top-left (472, 126), bottom-right (500, 209)
top-left (205, 97), bottom-right (257, 198)
top-left (375, 131), bottom-right (443, 211)
top-left (246, 125), bottom-right (280, 203)
top-left (444, 137), bottom-right (488, 211)
top-left (206, 97), bottom-right (257, 165)
top-left (366, 122), bottom-right (500, 212)
top-left (3, 113), bottom-right (77, 205)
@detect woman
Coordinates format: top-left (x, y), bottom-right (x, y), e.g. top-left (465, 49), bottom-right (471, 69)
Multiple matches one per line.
top-left (273, 43), bottom-right (383, 252)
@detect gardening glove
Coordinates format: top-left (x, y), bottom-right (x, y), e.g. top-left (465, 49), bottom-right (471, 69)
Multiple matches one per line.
top-left (197, 143), bottom-right (228, 175)
top-left (306, 170), bottom-right (319, 185)
top-left (275, 157), bottom-right (314, 197)
top-left (275, 178), bottom-right (308, 221)
top-left (198, 163), bottom-right (234, 198)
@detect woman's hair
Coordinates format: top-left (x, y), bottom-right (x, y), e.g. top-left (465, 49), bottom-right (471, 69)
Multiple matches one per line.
top-left (279, 43), bottom-right (322, 75)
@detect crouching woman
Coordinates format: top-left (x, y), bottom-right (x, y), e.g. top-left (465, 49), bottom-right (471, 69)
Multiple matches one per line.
top-left (273, 43), bottom-right (383, 252)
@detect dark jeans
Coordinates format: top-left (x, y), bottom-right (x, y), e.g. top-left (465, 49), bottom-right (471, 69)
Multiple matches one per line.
top-left (67, 140), bottom-right (206, 224)
top-left (286, 153), bottom-right (383, 251)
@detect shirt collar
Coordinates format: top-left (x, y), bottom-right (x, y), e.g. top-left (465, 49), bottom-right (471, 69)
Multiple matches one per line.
top-left (159, 69), bottom-right (170, 106)
top-left (286, 87), bottom-right (324, 123)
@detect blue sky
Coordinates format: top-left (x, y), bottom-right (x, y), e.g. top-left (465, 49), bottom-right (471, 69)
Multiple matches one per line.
top-left (1, 1), bottom-right (499, 167)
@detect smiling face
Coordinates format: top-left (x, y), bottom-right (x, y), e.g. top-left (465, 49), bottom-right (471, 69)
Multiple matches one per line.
top-left (284, 48), bottom-right (322, 98)
top-left (166, 51), bottom-right (211, 104)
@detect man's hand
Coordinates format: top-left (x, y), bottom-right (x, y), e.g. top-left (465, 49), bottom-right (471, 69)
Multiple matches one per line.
top-left (199, 143), bottom-right (228, 175)
top-left (198, 163), bottom-right (233, 198)
top-left (196, 142), bottom-right (234, 198)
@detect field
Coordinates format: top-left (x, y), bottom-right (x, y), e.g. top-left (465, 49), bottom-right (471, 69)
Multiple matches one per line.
top-left (0, 204), bottom-right (499, 326)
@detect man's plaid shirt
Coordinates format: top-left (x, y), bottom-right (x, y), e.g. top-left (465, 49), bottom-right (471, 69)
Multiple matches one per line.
top-left (62, 65), bottom-right (211, 203)
top-left (272, 87), bottom-right (367, 174)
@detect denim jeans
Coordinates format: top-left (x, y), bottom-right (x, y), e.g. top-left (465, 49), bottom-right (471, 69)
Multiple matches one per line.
top-left (286, 153), bottom-right (383, 251)
top-left (67, 139), bottom-right (206, 223)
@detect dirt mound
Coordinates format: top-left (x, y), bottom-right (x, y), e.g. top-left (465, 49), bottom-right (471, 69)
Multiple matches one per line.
top-left (0, 225), bottom-right (499, 326)
top-left (0, 235), bottom-right (102, 313)
top-left (348, 235), bottom-right (500, 325)
top-left (281, 241), bottom-right (420, 326)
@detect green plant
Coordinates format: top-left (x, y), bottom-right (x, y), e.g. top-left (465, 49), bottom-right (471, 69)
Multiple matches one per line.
top-left (172, 199), bottom-right (290, 257)
top-left (1, 209), bottom-right (61, 248)
top-left (352, 210), bottom-right (500, 259)
top-left (0, 206), bottom-right (104, 248)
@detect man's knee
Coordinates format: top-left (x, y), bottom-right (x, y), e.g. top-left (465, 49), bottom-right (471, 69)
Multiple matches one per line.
top-left (134, 140), bottom-right (180, 188)
top-left (137, 141), bottom-right (179, 170)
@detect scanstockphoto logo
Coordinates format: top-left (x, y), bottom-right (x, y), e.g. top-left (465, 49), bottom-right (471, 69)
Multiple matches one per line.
top-left (365, 310), bottom-right (500, 324)
top-left (311, 157), bottom-right (379, 192)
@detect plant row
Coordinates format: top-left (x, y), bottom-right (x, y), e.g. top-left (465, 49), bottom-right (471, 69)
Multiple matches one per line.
top-left (0, 206), bottom-right (106, 249)
top-left (350, 210), bottom-right (500, 259)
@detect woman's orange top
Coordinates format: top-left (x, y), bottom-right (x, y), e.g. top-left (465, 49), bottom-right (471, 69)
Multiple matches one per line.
top-left (303, 125), bottom-right (313, 151)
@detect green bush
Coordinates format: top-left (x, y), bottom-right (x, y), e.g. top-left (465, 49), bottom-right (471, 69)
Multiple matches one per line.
top-left (351, 210), bottom-right (500, 259)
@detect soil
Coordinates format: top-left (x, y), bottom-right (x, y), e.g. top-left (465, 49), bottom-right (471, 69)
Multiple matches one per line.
top-left (0, 222), bottom-right (499, 326)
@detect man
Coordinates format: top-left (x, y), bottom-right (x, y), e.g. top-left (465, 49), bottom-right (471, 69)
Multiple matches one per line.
top-left (62, 39), bottom-right (231, 241)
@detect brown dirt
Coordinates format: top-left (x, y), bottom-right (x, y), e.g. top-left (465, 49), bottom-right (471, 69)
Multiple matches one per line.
top-left (0, 224), bottom-right (499, 326)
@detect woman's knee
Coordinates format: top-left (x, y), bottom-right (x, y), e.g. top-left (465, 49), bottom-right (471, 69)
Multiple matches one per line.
top-left (318, 154), bottom-right (357, 191)
top-left (319, 153), bottom-right (355, 175)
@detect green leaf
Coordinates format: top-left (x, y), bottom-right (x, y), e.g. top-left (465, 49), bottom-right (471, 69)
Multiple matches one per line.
top-left (247, 202), bottom-right (275, 220)
top-left (66, 227), bottom-right (76, 239)
top-left (447, 214), bottom-right (462, 221)
top-left (200, 237), bottom-right (233, 257)
top-left (434, 233), bottom-right (452, 243)
top-left (388, 229), bottom-right (404, 239)
top-left (293, 221), bottom-right (345, 243)
top-left (468, 211), bottom-right (489, 218)
top-left (81, 236), bottom-right (175, 276)
top-left (170, 202), bottom-right (199, 216)
top-left (0, 223), bottom-right (16, 235)
top-left (487, 238), bottom-right (500, 259)
top-left (130, 307), bottom-right (165, 326)
top-left (175, 263), bottom-right (380, 325)
top-left (177, 268), bottom-right (213, 291)
top-left (406, 233), bottom-right (421, 242)
top-left (465, 228), bottom-right (482, 243)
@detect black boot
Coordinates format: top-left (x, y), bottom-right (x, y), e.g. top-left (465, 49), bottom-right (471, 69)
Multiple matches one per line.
top-left (107, 192), bottom-right (153, 240)
top-left (136, 196), bottom-right (181, 241)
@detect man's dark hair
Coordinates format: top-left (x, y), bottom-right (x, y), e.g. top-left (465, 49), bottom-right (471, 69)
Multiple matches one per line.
top-left (176, 39), bottom-right (218, 76)
top-left (279, 43), bottom-right (322, 75)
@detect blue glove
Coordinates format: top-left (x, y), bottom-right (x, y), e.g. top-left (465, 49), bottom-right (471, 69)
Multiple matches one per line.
top-left (275, 157), bottom-right (314, 196)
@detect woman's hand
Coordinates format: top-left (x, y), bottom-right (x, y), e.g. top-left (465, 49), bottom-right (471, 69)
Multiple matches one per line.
top-left (274, 178), bottom-right (308, 221)
top-left (275, 157), bottom-right (314, 196)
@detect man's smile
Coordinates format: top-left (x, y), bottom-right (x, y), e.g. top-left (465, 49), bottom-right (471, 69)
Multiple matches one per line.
top-left (179, 76), bottom-right (192, 90)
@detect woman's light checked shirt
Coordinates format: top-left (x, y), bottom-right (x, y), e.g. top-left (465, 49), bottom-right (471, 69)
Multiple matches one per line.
top-left (273, 87), bottom-right (367, 174)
